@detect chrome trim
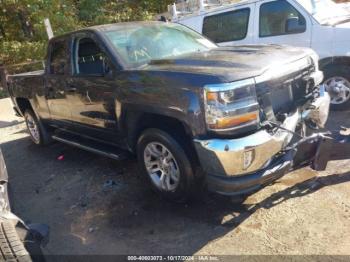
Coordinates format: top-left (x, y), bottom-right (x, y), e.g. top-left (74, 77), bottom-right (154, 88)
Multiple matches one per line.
top-left (194, 110), bottom-right (299, 177)
top-left (204, 78), bottom-right (255, 92)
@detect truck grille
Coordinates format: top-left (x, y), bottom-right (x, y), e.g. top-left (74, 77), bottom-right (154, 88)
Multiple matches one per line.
top-left (256, 59), bottom-right (316, 121)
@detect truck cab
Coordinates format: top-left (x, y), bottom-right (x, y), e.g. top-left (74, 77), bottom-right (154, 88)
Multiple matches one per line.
top-left (172, 0), bottom-right (350, 110)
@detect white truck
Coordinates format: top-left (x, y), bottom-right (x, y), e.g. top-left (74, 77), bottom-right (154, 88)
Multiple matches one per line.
top-left (169, 0), bottom-right (350, 110)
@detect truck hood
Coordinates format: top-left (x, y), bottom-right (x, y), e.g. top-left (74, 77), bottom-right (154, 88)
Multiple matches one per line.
top-left (142, 45), bottom-right (314, 82)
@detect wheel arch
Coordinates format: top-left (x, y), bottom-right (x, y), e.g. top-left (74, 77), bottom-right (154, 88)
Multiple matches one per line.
top-left (123, 111), bottom-right (194, 153)
top-left (319, 56), bottom-right (350, 71)
top-left (15, 97), bottom-right (33, 117)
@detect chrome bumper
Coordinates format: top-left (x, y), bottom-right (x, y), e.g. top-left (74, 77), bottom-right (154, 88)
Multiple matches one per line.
top-left (194, 110), bottom-right (299, 177)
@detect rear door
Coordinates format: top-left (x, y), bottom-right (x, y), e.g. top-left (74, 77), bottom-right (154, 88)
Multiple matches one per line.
top-left (45, 38), bottom-right (73, 127)
top-left (253, 0), bottom-right (312, 47)
top-left (66, 32), bottom-right (121, 143)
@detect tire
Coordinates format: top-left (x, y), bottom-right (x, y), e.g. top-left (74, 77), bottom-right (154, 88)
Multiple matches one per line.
top-left (0, 221), bottom-right (32, 262)
top-left (24, 110), bottom-right (52, 146)
top-left (137, 128), bottom-right (195, 202)
top-left (323, 64), bottom-right (350, 111)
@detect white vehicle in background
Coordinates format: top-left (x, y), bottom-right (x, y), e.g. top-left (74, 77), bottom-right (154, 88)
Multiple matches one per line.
top-left (169, 0), bottom-right (350, 110)
top-left (338, 2), bottom-right (350, 12)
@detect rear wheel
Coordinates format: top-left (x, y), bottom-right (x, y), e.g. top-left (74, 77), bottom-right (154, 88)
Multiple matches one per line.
top-left (24, 110), bottom-right (52, 145)
top-left (137, 128), bottom-right (195, 202)
top-left (323, 65), bottom-right (350, 111)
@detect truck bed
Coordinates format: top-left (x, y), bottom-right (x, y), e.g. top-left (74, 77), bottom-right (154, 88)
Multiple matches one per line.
top-left (7, 70), bottom-right (45, 101)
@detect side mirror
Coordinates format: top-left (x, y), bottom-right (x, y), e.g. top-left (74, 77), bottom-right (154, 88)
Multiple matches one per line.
top-left (285, 17), bottom-right (305, 34)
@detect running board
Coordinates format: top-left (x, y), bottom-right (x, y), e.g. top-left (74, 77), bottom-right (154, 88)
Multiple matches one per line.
top-left (51, 132), bottom-right (128, 161)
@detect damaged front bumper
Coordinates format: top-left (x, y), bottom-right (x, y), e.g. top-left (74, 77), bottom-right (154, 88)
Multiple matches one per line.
top-left (194, 86), bottom-right (350, 196)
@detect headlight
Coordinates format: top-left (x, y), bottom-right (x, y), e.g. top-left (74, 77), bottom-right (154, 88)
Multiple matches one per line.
top-left (204, 78), bottom-right (259, 131)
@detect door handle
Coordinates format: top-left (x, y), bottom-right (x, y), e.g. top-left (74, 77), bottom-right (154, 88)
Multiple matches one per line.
top-left (67, 87), bottom-right (77, 93)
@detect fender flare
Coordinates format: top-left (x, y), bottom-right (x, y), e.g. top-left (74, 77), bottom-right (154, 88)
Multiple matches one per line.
top-left (319, 56), bottom-right (350, 71)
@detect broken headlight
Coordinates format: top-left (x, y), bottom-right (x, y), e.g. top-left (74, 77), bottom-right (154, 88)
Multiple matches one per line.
top-left (204, 78), bottom-right (259, 131)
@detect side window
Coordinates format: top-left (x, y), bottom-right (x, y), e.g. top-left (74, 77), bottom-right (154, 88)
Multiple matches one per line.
top-left (50, 40), bottom-right (67, 75)
top-left (202, 8), bottom-right (250, 43)
top-left (74, 38), bottom-right (107, 76)
top-left (259, 0), bottom-right (306, 37)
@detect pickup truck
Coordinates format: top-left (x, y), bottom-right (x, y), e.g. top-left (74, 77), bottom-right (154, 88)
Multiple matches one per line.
top-left (5, 21), bottom-right (348, 202)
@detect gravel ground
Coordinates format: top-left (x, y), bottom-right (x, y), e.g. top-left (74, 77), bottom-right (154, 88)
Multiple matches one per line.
top-left (0, 97), bottom-right (350, 258)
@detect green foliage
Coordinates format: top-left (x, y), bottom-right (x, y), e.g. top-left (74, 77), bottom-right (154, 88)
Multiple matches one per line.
top-left (0, 88), bottom-right (8, 99)
top-left (0, 0), bottom-right (173, 66)
top-left (0, 41), bottom-right (46, 64)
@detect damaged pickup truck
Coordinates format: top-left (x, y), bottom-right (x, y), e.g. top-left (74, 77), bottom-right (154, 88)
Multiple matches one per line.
top-left (5, 22), bottom-right (350, 201)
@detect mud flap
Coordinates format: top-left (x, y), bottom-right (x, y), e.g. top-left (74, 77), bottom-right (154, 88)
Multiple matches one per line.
top-left (290, 131), bottom-right (350, 172)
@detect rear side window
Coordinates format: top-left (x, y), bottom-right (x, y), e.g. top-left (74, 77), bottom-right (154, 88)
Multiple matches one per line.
top-left (49, 40), bottom-right (67, 75)
top-left (202, 8), bottom-right (250, 43)
top-left (259, 0), bottom-right (306, 37)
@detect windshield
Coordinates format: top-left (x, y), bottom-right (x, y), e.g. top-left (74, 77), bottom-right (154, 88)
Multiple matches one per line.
top-left (296, 0), bottom-right (350, 24)
top-left (104, 23), bottom-right (217, 68)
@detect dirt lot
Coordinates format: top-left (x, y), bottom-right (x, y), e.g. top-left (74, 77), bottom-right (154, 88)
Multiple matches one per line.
top-left (1, 97), bottom-right (350, 257)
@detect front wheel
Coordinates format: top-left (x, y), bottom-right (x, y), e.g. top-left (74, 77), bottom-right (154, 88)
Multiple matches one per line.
top-left (323, 65), bottom-right (350, 111)
top-left (137, 128), bottom-right (195, 202)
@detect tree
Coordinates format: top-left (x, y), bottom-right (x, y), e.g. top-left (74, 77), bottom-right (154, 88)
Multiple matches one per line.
top-left (0, 0), bottom-right (173, 65)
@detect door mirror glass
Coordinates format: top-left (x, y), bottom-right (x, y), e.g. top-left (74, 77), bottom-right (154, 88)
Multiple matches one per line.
top-left (285, 17), bottom-right (305, 33)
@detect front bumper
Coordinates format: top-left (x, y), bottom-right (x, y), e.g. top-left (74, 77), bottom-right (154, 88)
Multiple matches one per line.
top-left (194, 111), bottom-right (298, 195)
top-left (194, 110), bottom-right (299, 177)
top-left (206, 150), bottom-right (294, 195)
top-left (194, 86), bottom-right (341, 196)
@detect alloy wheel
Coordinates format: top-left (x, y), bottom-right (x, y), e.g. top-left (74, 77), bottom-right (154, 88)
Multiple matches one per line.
top-left (26, 114), bottom-right (40, 143)
top-left (143, 142), bottom-right (180, 192)
top-left (324, 76), bottom-right (350, 105)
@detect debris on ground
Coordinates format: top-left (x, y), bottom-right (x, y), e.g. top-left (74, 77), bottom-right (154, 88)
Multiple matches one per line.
top-left (44, 174), bottom-right (56, 185)
top-left (102, 179), bottom-right (123, 192)
top-left (57, 155), bottom-right (64, 161)
top-left (79, 195), bottom-right (88, 208)
top-left (88, 227), bottom-right (98, 233)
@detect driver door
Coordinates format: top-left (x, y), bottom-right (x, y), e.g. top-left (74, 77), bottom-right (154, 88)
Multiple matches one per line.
top-left (253, 0), bottom-right (312, 48)
top-left (66, 33), bottom-right (121, 143)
